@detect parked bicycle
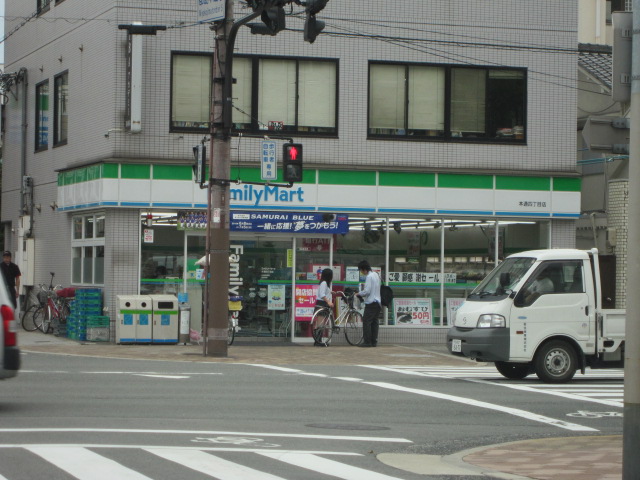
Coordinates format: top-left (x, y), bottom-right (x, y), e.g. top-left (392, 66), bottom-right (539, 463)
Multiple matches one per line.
top-left (311, 290), bottom-right (364, 346)
top-left (21, 272), bottom-right (72, 334)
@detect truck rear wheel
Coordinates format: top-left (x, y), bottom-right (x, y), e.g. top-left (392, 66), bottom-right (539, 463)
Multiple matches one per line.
top-left (495, 361), bottom-right (531, 380)
top-left (535, 340), bottom-right (577, 383)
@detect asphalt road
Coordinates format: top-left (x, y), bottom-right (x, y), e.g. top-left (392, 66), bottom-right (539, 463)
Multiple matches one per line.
top-left (0, 351), bottom-right (623, 479)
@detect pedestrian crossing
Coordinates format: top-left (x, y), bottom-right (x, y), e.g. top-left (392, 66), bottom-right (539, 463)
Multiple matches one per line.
top-left (0, 445), bottom-right (411, 480)
top-left (364, 365), bottom-right (624, 408)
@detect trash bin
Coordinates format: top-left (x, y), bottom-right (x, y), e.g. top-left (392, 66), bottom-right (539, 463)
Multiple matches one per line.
top-left (149, 294), bottom-right (179, 344)
top-left (116, 295), bottom-right (152, 344)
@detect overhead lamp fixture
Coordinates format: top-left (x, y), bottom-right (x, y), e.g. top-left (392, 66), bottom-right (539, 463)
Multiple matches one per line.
top-left (449, 224), bottom-right (458, 232)
top-left (364, 222), bottom-right (371, 232)
top-left (393, 222), bottom-right (402, 234)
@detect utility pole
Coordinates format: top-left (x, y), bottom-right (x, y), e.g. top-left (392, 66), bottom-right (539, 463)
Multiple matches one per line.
top-left (203, 0), bottom-right (329, 356)
top-left (624, 1), bottom-right (640, 477)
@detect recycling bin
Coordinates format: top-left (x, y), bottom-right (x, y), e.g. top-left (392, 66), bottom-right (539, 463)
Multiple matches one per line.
top-left (149, 294), bottom-right (179, 344)
top-left (116, 295), bottom-right (152, 344)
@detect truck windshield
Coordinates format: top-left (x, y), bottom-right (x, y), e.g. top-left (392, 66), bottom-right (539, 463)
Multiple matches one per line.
top-left (468, 257), bottom-right (535, 299)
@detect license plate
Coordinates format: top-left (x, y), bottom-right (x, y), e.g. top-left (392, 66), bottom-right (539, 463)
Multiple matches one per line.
top-left (451, 339), bottom-right (462, 353)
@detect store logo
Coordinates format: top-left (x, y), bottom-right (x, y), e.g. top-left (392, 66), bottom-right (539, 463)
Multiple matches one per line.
top-left (229, 244), bottom-right (243, 297)
top-left (230, 184), bottom-right (305, 207)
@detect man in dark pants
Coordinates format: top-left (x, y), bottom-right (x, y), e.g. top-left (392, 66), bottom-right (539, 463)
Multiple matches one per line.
top-left (356, 260), bottom-right (381, 347)
top-left (1, 251), bottom-right (21, 309)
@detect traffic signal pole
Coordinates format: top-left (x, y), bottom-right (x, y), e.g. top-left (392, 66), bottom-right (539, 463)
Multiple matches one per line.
top-left (623, 1), bottom-right (640, 476)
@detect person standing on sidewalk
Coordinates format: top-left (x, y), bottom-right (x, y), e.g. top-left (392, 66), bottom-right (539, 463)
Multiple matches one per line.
top-left (356, 260), bottom-right (381, 347)
top-left (312, 268), bottom-right (334, 347)
top-left (1, 251), bottom-right (21, 310)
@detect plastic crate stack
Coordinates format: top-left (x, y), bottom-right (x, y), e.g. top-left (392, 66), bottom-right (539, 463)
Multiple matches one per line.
top-left (67, 288), bottom-right (103, 341)
top-left (86, 315), bottom-right (110, 342)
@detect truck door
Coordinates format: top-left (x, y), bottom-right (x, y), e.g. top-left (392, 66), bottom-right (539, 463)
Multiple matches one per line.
top-left (510, 260), bottom-right (593, 360)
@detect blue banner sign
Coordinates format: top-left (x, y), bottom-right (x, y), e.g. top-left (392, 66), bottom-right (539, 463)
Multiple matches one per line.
top-left (230, 212), bottom-right (349, 234)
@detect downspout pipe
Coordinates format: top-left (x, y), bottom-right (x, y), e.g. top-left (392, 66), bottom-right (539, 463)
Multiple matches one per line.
top-left (19, 67), bottom-right (28, 218)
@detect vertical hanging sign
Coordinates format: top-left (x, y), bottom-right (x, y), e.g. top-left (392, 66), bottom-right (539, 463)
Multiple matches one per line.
top-left (197, 0), bottom-right (225, 23)
top-left (261, 140), bottom-right (277, 180)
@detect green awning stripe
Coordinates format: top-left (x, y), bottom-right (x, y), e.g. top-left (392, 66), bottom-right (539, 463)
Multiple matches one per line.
top-left (553, 177), bottom-right (581, 192)
top-left (379, 172), bottom-right (436, 187)
top-left (153, 165), bottom-right (193, 181)
top-left (496, 176), bottom-right (550, 191)
top-left (438, 174), bottom-right (493, 189)
top-left (319, 170), bottom-right (376, 185)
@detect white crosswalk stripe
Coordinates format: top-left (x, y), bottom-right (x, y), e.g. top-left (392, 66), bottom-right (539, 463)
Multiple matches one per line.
top-left (364, 365), bottom-right (624, 408)
top-left (1, 446), bottom-right (409, 480)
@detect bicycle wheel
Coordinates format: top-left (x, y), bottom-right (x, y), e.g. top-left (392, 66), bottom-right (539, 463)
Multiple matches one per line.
top-left (21, 304), bottom-right (41, 331)
top-left (39, 304), bottom-right (54, 334)
top-left (32, 306), bottom-right (46, 332)
top-left (311, 309), bottom-right (333, 345)
top-left (57, 298), bottom-right (71, 323)
top-left (227, 318), bottom-right (235, 346)
top-left (344, 311), bottom-right (364, 346)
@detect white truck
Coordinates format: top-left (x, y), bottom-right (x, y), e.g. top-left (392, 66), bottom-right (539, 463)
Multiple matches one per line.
top-left (447, 248), bottom-right (625, 383)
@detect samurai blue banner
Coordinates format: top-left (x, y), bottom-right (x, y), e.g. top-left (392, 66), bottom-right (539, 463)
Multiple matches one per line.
top-left (231, 212), bottom-right (349, 234)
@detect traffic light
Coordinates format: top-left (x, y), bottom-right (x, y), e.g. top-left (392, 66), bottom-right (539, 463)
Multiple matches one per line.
top-left (248, 5), bottom-right (285, 35)
top-left (304, 0), bottom-right (328, 43)
top-left (283, 143), bottom-right (303, 183)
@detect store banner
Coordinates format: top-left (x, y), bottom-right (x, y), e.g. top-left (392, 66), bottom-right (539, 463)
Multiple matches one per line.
top-left (393, 298), bottom-right (433, 326)
top-left (231, 212), bottom-right (349, 234)
top-left (268, 284), bottom-right (286, 310)
top-left (446, 298), bottom-right (465, 324)
top-left (294, 284), bottom-right (318, 321)
top-left (388, 272), bottom-right (456, 283)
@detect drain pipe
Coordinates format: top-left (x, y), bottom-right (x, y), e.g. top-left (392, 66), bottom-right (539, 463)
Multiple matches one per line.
top-left (18, 68), bottom-right (28, 217)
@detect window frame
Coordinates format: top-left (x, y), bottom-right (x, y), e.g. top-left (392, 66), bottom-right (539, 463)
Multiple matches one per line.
top-left (233, 54), bottom-right (339, 137)
top-left (367, 61), bottom-right (527, 144)
top-left (169, 51), bottom-right (213, 133)
top-left (37, 0), bottom-right (51, 14)
top-left (35, 80), bottom-right (49, 152)
top-left (71, 213), bottom-right (106, 286)
top-left (53, 70), bottom-right (69, 147)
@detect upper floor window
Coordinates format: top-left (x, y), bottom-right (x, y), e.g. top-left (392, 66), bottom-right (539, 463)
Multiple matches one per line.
top-left (233, 56), bottom-right (338, 135)
top-left (368, 63), bottom-right (526, 143)
top-left (170, 52), bottom-right (212, 132)
top-left (35, 80), bottom-right (49, 151)
top-left (37, 0), bottom-right (51, 14)
top-left (54, 71), bottom-right (68, 146)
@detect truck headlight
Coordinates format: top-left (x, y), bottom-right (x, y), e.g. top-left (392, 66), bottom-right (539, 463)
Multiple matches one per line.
top-left (477, 314), bottom-right (505, 328)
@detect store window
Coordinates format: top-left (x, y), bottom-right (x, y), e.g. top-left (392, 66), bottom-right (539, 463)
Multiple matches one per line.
top-left (170, 52), bottom-right (212, 132)
top-left (232, 56), bottom-right (338, 135)
top-left (140, 218), bottom-right (185, 295)
top-left (71, 213), bottom-right (105, 285)
top-left (35, 80), bottom-right (49, 151)
top-left (54, 71), bottom-right (68, 146)
top-left (368, 62), bottom-right (526, 142)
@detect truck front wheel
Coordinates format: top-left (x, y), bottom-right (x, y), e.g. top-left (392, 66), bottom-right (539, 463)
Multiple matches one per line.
top-left (495, 361), bottom-right (531, 380)
top-left (535, 340), bottom-right (577, 383)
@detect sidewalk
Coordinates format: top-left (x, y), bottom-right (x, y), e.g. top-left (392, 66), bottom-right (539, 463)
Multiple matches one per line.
top-left (17, 330), bottom-right (623, 479)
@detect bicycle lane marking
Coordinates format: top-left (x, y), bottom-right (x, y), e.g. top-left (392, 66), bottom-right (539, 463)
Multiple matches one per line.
top-left (248, 364), bottom-right (597, 433)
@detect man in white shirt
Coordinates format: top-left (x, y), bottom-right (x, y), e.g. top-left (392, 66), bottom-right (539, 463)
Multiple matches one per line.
top-left (357, 260), bottom-right (381, 347)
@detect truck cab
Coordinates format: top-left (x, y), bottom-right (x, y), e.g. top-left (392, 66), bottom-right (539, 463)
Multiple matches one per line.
top-left (447, 248), bottom-right (623, 383)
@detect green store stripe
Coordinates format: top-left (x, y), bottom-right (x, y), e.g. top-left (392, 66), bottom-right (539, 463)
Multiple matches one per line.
top-left (379, 172), bottom-right (435, 187)
top-left (153, 165), bottom-right (193, 181)
top-left (438, 174), bottom-right (493, 189)
top-left (319, 170), bottom-right (376, 185)
top-left (58, 163), bottom-right (576, 194)
top-left (496, 176), bottom-right (550, 191)
top-left (121, 164), bottom-right (151, 179)
top-left (553, 177), bottom-right (581, 192)
top-left (103, 163), bottom-right (119, 179)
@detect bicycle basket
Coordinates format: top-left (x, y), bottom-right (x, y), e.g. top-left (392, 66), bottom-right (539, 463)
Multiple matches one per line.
top-left (37, 290), bottom-right (48, 305)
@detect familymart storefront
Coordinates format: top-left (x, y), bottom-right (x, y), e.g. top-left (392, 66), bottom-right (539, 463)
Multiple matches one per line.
top-left (58, 164), bottom-right (580, 344)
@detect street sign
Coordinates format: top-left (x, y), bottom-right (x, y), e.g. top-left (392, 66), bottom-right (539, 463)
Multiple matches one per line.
top-left (197, 0), bottom-right (225, 23)
top-left (261, 140), bottom-right (277, 180)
